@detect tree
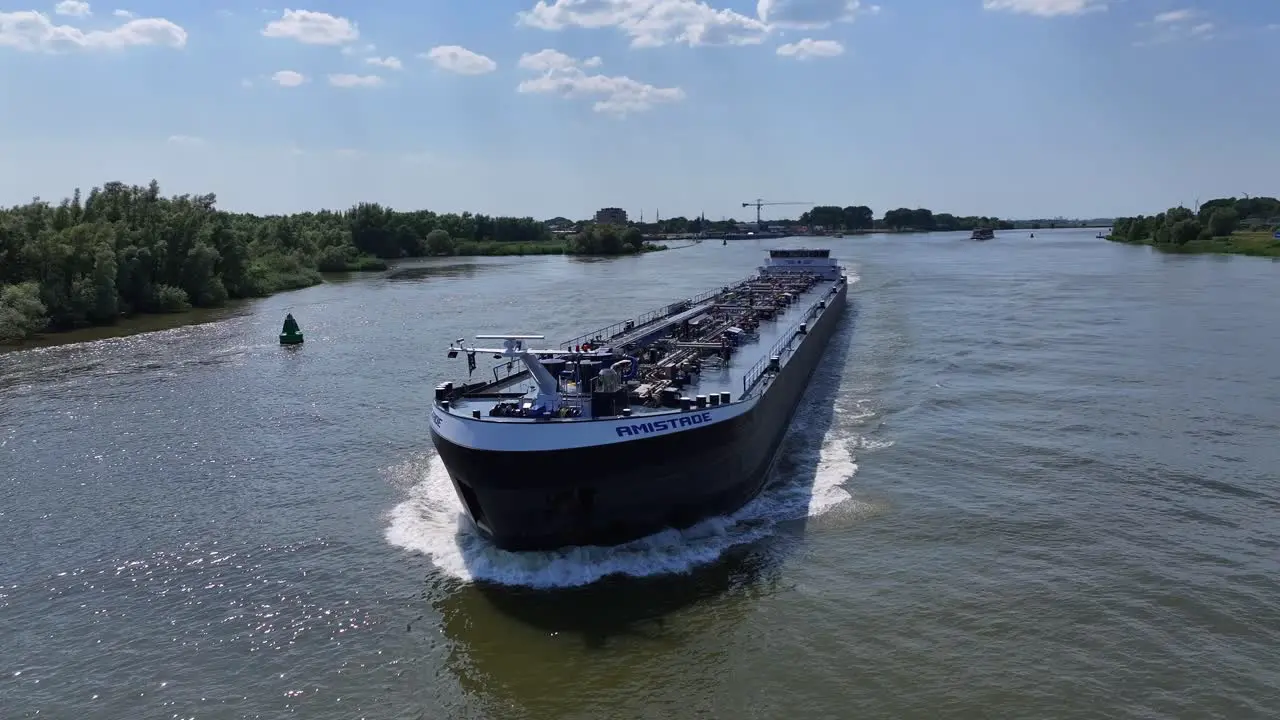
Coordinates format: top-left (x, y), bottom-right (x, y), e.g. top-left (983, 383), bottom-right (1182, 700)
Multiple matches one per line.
top-left (566, 225), bottom-right (651, 256)
top-left (621, 226), bottom-right (644, 252)
top-left (1171, 219), bottom-right (1201, 245)
top-left (797, 205), bottom-right (875, 231)
top-left (0, 282), bottom-right (46, 343)
top-left (1198, 196), bottom-right (1280, 224)
top-left (883, 208), bottom-right (914, 229)
top-left (842, 205), bottom-right (873, 230)
top-left (909, 208), bottom-right (935, 231)
top-left (1208, 207), bottom-right (1240, 237)
top-left (425, 229), bottom-right (454, 255)
top-left (596, 225), bottom-right (623, 254)
top-left (1109, 201), bottom-right (1256, 248)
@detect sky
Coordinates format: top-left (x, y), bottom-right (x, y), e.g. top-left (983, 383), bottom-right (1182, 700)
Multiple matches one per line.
top-left (1, 0), bottom-right (1276, 222)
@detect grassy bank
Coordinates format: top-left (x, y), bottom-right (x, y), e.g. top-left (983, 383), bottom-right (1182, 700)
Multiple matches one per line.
top-left (1173, 231), bottom-right (1280, 257)
top-left (1109, 230), bottom-right (1280, 258)
top-left (1108, 197), bottom-right (1280, 259)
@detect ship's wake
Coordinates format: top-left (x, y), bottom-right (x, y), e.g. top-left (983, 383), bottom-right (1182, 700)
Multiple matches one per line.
top-left (384, 405), bottom-right (876, 589)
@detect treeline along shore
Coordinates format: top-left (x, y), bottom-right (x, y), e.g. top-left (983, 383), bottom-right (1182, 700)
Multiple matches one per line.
top-left (800, 206), bottom-right (1015, 233)
top-left (1108, 196), bottom-right (1280, 258)
top-left (617, 206), bottom-right (1019, 236)
top-left (11, 179), bottom-right (1267, 345)
top-left (0, 181), bottom-right (664, 343)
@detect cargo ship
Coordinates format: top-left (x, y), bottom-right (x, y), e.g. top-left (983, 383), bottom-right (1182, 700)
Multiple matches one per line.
top-left (430, 248), bottom-right (849, 551)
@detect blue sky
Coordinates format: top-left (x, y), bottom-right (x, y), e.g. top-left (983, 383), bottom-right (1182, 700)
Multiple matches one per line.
top-left (1, 1), bottom-right (1276, 221)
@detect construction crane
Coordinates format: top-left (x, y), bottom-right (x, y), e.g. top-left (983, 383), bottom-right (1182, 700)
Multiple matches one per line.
top-left (741, 199), bottom-right (813, 228)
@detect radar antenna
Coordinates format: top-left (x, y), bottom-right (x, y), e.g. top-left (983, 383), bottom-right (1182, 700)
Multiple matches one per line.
top-left (447, 334), bottom-right (564, 408)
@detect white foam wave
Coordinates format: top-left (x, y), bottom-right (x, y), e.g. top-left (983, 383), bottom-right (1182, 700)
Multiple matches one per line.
top-left (384, 425), bottom-right (860, 589)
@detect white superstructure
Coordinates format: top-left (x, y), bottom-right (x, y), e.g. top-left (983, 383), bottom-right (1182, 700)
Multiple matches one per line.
top-left (760, 248), bottom-right (842, 280)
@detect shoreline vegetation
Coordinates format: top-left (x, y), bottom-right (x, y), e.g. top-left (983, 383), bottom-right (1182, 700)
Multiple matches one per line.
top-left (1107, 196), bottom-right (1280, 258)
top-left (801, 206), bottom-right (1016, 233)
top-left (0, 181), bottom-right (665, 344)
top-left (8, 179), bottom-right (1241, 346)
top-left (624, 206), bottom-right (1111, 243)
top-left (626, 206), bottom-right (1021, 237)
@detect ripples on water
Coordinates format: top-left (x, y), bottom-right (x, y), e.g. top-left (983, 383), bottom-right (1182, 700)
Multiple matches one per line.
top-left (3, 233), bottom-right (1279, 719)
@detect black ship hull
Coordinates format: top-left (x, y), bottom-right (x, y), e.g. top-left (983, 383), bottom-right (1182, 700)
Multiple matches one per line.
top-left (430, 280), bottom-right (848, 552)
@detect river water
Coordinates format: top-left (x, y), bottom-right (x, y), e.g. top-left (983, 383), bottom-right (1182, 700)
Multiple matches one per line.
top-left (3, 230), bottom-right (1278, 719)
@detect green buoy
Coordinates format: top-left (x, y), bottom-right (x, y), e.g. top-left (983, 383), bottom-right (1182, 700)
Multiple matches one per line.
top-left (279, 313), bottom-right (304, 345)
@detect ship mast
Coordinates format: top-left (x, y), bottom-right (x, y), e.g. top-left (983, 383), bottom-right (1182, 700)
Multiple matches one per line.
top-left (451, 334), bottom-right (565, 408)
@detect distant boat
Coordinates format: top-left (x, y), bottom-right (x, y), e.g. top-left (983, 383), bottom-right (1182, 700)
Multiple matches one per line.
top-left (971, 228), bottom-right (995, 241)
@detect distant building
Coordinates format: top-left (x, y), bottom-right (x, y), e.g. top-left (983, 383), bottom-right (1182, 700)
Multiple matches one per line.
top-left (594, 207), bottom-right (628, 225)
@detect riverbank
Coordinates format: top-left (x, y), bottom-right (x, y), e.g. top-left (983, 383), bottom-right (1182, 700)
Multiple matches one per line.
top-left (447, 239), bottom-right (668, 256)
top-left (0, 241), bottom-right (670, 349)
top-left (1108, 230), bottom-right (1280, 258)
top-left (0, 302), bottom-right (255, 353)
top-left (1106, 196), bottom-right (1280, 258)
top-left (0, 239), bottom-right (673, 351)
top-left (0, 180), bottom-right (673, 346)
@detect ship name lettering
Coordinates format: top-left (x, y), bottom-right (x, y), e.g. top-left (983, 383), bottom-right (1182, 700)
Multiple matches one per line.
top-left (615, 411), bottom-right (713, 437)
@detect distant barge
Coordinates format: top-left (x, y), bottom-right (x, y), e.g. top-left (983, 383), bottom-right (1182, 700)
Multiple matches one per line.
top-left (971, 228), bottom-right (995, 240)
top-left (430, 249), bottom-right (849, 551)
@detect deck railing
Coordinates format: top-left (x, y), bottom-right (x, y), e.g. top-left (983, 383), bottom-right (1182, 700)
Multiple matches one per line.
top-left (740, 294), bottom-right (830, 398)
top-left (490, 359), bottom-right (526, 384)
top-left (558, 273), bottom-right (758, 350)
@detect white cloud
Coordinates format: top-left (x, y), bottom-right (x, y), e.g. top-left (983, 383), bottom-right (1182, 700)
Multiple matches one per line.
top-left (516, 49), bottom-right (683, 116)
top-left (167, 134), bottom-right (204, 145)
top-left (1135, 9), bottom-right (1215, 45)
top-left (422, 45), bottom-right (497, 75)
top-left (341, 42), bottom-right (375, 56)
top-left (0, 10), bottom-right (186, 51)
top-left (1153, 9), bottom-right (1193, 24)
top-left (518, 0), bottom-right (770, 48)
top-left (757, 0), bottom-right (871, 29)
top-left (261, 9), bottom-right (358, 45)
top-left (54, 1), bottom-right (91, 16)
top-left (517, 48), bottom-right (602, 71)
top-left (365, 55), bottom-right (402, 70)
top-left (328, 73), bottom-right (383, 88)
top-left (271, 70), bottom-right (307, 86)
top-left (113, 9), bottom-right (132, 18)
top-left (981, 0), bottom-right (1106, 17)
top-left (776, 37), bottom-right (844, 59)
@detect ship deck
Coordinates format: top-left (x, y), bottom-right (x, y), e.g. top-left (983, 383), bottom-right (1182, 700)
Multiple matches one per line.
top-left (439, 274), bottom-right (841, 423)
